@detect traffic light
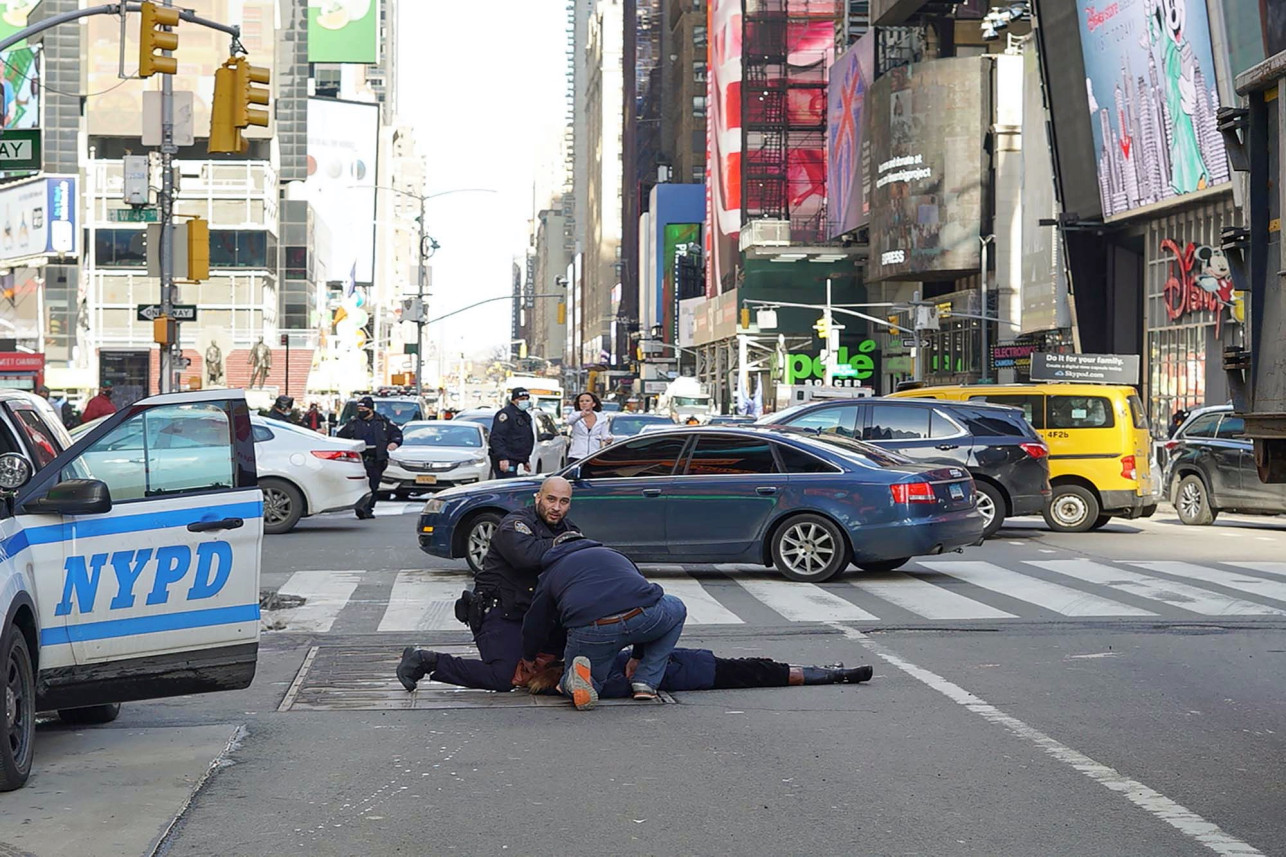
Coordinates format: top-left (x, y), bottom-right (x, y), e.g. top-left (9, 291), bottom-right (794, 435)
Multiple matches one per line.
top-left (813, 315), bottom-right (830, 339)
top-left (139, 1), bottom-right (180, 78)
top-left (232, 57), bottom-right (271, 130)
top-left (208, 63), bottom-right (246, 154)
top-left (557, 301), bottom-right (566, 325)
top-left (185, 217), bottom-right (209, 281)
top-left (936, 301), bottom-right (953, 320)
top-left (887, 314), bottom-right (902, 336)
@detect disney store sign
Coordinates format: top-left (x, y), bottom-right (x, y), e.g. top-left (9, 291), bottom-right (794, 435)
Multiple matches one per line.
top-left (1160, 239), bottom-right (1243, 336)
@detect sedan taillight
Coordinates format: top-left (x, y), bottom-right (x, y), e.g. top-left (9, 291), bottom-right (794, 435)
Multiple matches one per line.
top-left (312, 450), bottom-right (362, 463)
top-left (1121, 454), bottom-right (1137, 480)
top-left (890, 482), bottom-right (936, 504)
top-left (1019, 442), bottom-right (1049, 459)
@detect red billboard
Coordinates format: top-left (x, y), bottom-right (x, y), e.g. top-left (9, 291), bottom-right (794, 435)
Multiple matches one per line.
top-left (707, 0), bottom-right (742, 298)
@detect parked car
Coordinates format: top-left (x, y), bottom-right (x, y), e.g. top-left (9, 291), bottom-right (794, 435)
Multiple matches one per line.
top-left (606, 412), bottom-right (675, 437)
top-left (890, 383), bottom-right (1156, 532)
top-left (1161, 405), bottom-right (1280, 525)
top-left (1, 389), bottom-right (264, 791)
top-left (418, 425), bottom-right (983, 581)
top-left (336, 394), bottom-right (430, 430)
top-left (250, 416), bottom-right (369, 533)
top-left (452, 407), bottom-right (569, 474)
top-left (761, 397), bottom-right (1049, 538)
top-left (381, 420), bottom-right (492, 498)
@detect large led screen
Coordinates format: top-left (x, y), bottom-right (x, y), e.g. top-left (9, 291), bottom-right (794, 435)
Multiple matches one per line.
top-left (1076, 0), bottom-right (1229, 219)
top-left (867, 57), bottom-right (985, 282)
top-left (827, 32), bottom-right (875, 238)
top-left (706, 0), bottom-right (742, 298)
top-left (304, 98), bottom-right (380, 284)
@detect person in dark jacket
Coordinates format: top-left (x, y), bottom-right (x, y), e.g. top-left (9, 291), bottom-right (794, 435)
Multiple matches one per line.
top-left (337, 395), bottom-right (403, 519)
top-left (304, 402), bottom-right (325, 432)
top-left (489, 387), bottom-right (535, 478)
top-left (518, 534), bottom-right (687, 710)
top-left (266, 395), bottom-right (297, 423)
top-left (397, 476), bottom-right (579, 692)
top-left (525, 649), bottom-right (873, 697)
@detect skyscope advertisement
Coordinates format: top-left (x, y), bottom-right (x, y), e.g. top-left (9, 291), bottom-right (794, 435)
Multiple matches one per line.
top-left (827, 32), bottom-right (875, 238)
top-left (1076, 0), bottom-right (1229, 219)
top-left (867, 57), bottom-right (986, 282)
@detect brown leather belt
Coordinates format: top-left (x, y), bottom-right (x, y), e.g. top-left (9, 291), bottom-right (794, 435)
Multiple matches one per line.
top-left (593, 607), bottom-right (644, 626)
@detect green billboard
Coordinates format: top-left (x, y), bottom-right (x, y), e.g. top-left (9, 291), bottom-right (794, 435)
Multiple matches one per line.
top-left (308, 0), bottom-right (379, 64)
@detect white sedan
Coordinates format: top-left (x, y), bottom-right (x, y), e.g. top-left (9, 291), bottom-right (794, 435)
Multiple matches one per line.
top-left (452, 408), bottom-right (569, 475)
top-left (251, 416), bottom-right (369, 533)
top-left (382, 420), bottom-right (492, 497)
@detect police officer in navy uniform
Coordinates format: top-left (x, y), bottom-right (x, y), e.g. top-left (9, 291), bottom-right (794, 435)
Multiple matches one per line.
top-left (488, 387), bottom-right (535, 478)
top-left (397, 476), bottom-right (579, 692)
top-left (337, 395), bottom-right (403, 519)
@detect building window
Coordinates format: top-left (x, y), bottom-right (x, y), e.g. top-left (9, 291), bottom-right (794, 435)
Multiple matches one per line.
top-left (209, 230), bottom-right (274, 269)
top-left (93, 229), bottom-right (148, 267)
top-left (284, 246), bottom-right (308, 280)
top-left (692, 96), bottom-right (707, 118)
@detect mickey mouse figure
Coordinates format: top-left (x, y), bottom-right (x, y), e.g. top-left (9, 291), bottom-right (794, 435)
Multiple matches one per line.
top-left (1193, 244), bottom-right (1234, 305)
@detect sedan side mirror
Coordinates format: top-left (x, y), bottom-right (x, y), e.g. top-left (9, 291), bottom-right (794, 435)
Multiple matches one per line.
top-left (23, 479), bottom-right (113, 516)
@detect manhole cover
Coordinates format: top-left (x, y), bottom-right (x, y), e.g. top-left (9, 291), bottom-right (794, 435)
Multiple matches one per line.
top-left (279, 646), bottom-right (674, 711)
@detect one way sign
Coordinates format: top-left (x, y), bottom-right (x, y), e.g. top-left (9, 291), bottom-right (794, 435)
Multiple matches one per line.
top-left (137, 304), bottom-right (198, 322)
top-left (0, 131), bottom-right (41, 171)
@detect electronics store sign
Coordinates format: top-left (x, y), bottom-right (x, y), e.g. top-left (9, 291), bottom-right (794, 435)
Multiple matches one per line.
top-left (1030, 352), bottom-right (1140, 385)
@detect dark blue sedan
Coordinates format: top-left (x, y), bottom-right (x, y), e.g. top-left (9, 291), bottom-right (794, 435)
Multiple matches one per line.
top-left (416, 426), bottom-right (984, 582)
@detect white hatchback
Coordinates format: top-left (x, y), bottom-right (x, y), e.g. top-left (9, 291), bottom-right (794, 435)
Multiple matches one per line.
top-left (251, 417), bottom-right (369, 533)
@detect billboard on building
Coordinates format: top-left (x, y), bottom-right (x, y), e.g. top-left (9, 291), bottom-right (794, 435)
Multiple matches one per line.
top-left (1076, 0), bottom-right (1229, 220)
top-left (87, 1), bottom-right (276, 139)
top-left (308, 0), bottom-right (380, 63)
top-left (867, 57), bottom-right (986, 282)
top-left (304, 98), bottom-right (380, 284)
top-left (0, 176), bottom-right (78, 266)
top-left (1020, 40), bottom-right (1071, 334)
top-left (2, 47), bottom-right (37, 131)
top-left (706, 0), bottom-right (741, 298)
top-left (827, 32), bottom-right (875, 238)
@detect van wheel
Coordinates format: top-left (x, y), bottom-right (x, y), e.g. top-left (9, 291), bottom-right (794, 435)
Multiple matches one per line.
top-left (975, 482), bottom-right (1006, 538)
top-left (261, 478), bottom-right (305, 534)
top-left (1175, 475), bottom-right (1217, 526)
top-left (57, 703), bottom-right (121, 725)
top-left (771, 514), bottom-right (849, 582)
top-left (1089, 514), bottom-right (1112, 530)
top-left (1, 625), bottom-right (35, 791)
top-left (1043, 485), bottom-right (1100, 533)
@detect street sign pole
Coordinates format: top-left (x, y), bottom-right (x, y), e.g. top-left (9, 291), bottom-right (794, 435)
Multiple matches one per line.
top-left (158, 0), bottom-right (177, 393)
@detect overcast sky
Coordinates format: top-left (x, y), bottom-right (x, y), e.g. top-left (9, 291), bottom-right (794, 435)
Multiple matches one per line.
top-left (396, 1), bottom-right (568, 362)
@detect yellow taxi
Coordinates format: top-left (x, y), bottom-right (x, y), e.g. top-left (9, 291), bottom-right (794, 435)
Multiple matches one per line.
top-left (888, 383), bottom-right (1157, 532)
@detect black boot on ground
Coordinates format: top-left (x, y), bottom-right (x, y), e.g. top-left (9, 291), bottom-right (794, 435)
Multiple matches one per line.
top-left (798, 664), bottom-right (874, 685)
top-left (397, 647), bottom-right (438, 692)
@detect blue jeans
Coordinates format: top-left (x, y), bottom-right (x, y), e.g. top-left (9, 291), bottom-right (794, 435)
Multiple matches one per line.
top-left (562, 594), bottom-right (687, 694)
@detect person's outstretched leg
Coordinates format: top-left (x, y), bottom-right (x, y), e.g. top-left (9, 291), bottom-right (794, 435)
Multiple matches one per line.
top-left (400, 612), bottom-right (524, 691)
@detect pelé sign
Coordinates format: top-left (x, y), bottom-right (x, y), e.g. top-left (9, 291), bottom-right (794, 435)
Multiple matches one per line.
top-left (786, 339), bottom-right (878, 384)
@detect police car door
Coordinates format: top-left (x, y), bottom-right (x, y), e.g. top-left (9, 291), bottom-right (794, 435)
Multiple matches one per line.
top-left (12, 390), bottom-right (262, 704)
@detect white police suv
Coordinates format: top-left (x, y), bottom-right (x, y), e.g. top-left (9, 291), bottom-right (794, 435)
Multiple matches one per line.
top-left (2, 388), bottom-right (264, 791)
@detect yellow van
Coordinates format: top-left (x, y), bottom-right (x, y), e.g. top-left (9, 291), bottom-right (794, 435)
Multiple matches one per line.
top-left (888, 383), bottom-right (1157, 532)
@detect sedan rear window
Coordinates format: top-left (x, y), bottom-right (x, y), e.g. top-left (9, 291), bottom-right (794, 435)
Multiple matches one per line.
top-left (685, 435), bottom-right (778, 475)
top-left (793, 432), bottom-right (910, 467)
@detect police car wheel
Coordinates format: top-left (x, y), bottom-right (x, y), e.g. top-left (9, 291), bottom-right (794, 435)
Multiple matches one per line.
top-left (261, 478), bottom-right (305, 535)
top-left (57, 703), bottom-right (121, 725)
top-left (1, 625), bottom-right (35, 791)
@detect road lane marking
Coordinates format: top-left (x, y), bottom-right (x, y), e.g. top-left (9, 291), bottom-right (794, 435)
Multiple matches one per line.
top-left (733, 578), bottom-right (879, 622)
top-left (1031, 560), bottom-right (1286, 617)
top-left (1129, 561), bottom-right (1286, 605)
top-left (918, 560), bottom-right (1154, 617)
top-left (270, 571), bottom-right (364, 632)
top-left (849, 573), bottom-right (1016, 620)
top-left (377, 570), bottom-right (468, 632)
top-left (655, 577), bottom-right (745, 625)
top-left (828, 623), bottom-right (1266, 857)
top-left (1226, 561), bottom-right (1286, 580)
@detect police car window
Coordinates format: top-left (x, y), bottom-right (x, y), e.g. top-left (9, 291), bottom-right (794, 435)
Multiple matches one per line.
top-left (579, 435), bottom-right (686, 479)
top-left (10, 408), bottom-right (58, 468)
top-left (685, 435), bottom-right (779, 475)
top-left (69, 403), bottom-right (234, 501)
top-left (252, 424), bottom-right (274, 443)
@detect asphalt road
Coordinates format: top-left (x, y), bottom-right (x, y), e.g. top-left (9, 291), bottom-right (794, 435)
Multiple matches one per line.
top-left (7, 505), bottom-right (1286, 857)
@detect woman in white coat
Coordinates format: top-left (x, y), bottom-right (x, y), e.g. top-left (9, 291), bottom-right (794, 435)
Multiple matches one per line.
top-left (567, 391), bottom-right (613, 463)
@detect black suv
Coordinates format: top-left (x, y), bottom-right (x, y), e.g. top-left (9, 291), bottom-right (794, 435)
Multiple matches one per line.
top-left (1163, 405), bottom-right (1286, 524)
top-left (762, 397), bottom-right (1050, 537)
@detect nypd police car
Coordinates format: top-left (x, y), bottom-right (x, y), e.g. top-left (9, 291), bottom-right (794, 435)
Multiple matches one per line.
top-left (2, 388), bottom-right (264, 791)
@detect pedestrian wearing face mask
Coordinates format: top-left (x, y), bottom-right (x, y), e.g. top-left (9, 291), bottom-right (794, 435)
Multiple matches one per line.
top-left (338, 395), bottom-right (403, 518)
top-left (489, 387), bottom-right (535, 479)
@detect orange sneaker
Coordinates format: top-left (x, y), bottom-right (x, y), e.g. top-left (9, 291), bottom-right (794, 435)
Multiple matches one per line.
top-left (566, 656), bottom-right (598, 710)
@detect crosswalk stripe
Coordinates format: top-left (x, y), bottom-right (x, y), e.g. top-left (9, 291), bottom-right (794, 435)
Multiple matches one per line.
top-left (850, 573), bottom-right (1016, 620)
top-left (657, 578), bottom-right (745, 625)
top-left (1129, 561), bottom-right (1286, 605)
top-left (734, 578), bottom-right (879, 622)
top-left (1226, 561), bottom-right (1286, 580)
top-left (1029, 560), bottom-right (1286, 617)
top-left (918, 560), bottom-right (1155, 617)
top-left (272, 570), bottom-right (364, 632)
top-left (377, 570), bottom-right (470, 632)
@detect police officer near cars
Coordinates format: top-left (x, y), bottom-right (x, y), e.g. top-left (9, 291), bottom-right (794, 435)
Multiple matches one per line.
top-left (397, 476), bottom-right (579, 692)
top-left (266, 395), bottom-right (296, 423)
top-left (338, 395), bottom-right (403, 519)
top-left (489, 387), bottom-right (535, 478)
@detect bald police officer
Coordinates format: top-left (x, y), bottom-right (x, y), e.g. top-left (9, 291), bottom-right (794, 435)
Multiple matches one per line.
top-left (397, 476), bottom-right (579, 692)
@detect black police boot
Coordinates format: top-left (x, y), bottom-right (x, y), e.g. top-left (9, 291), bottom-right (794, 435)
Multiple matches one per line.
top-left (397, 647), bottom-right (438, 692)
top-left (795, 664), bottom-right (874, 685)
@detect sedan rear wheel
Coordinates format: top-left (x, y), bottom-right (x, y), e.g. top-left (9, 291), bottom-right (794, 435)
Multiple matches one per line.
top-left (1175, 474), bottom-right (1216, 525)
top-left (260, 478), bottom-right (305, 535)
top-left (1, 626), bottom-right (34, 791)
top-left (465, 512), bottom-right (502, 575)
top-left (771, 514), bottom-right (848, 582)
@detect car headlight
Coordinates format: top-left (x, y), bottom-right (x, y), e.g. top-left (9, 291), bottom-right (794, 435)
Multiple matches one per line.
top-left (471, 455), bottom-right (488, 465)
top-left (423, 498), bottom-right (447, 514)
